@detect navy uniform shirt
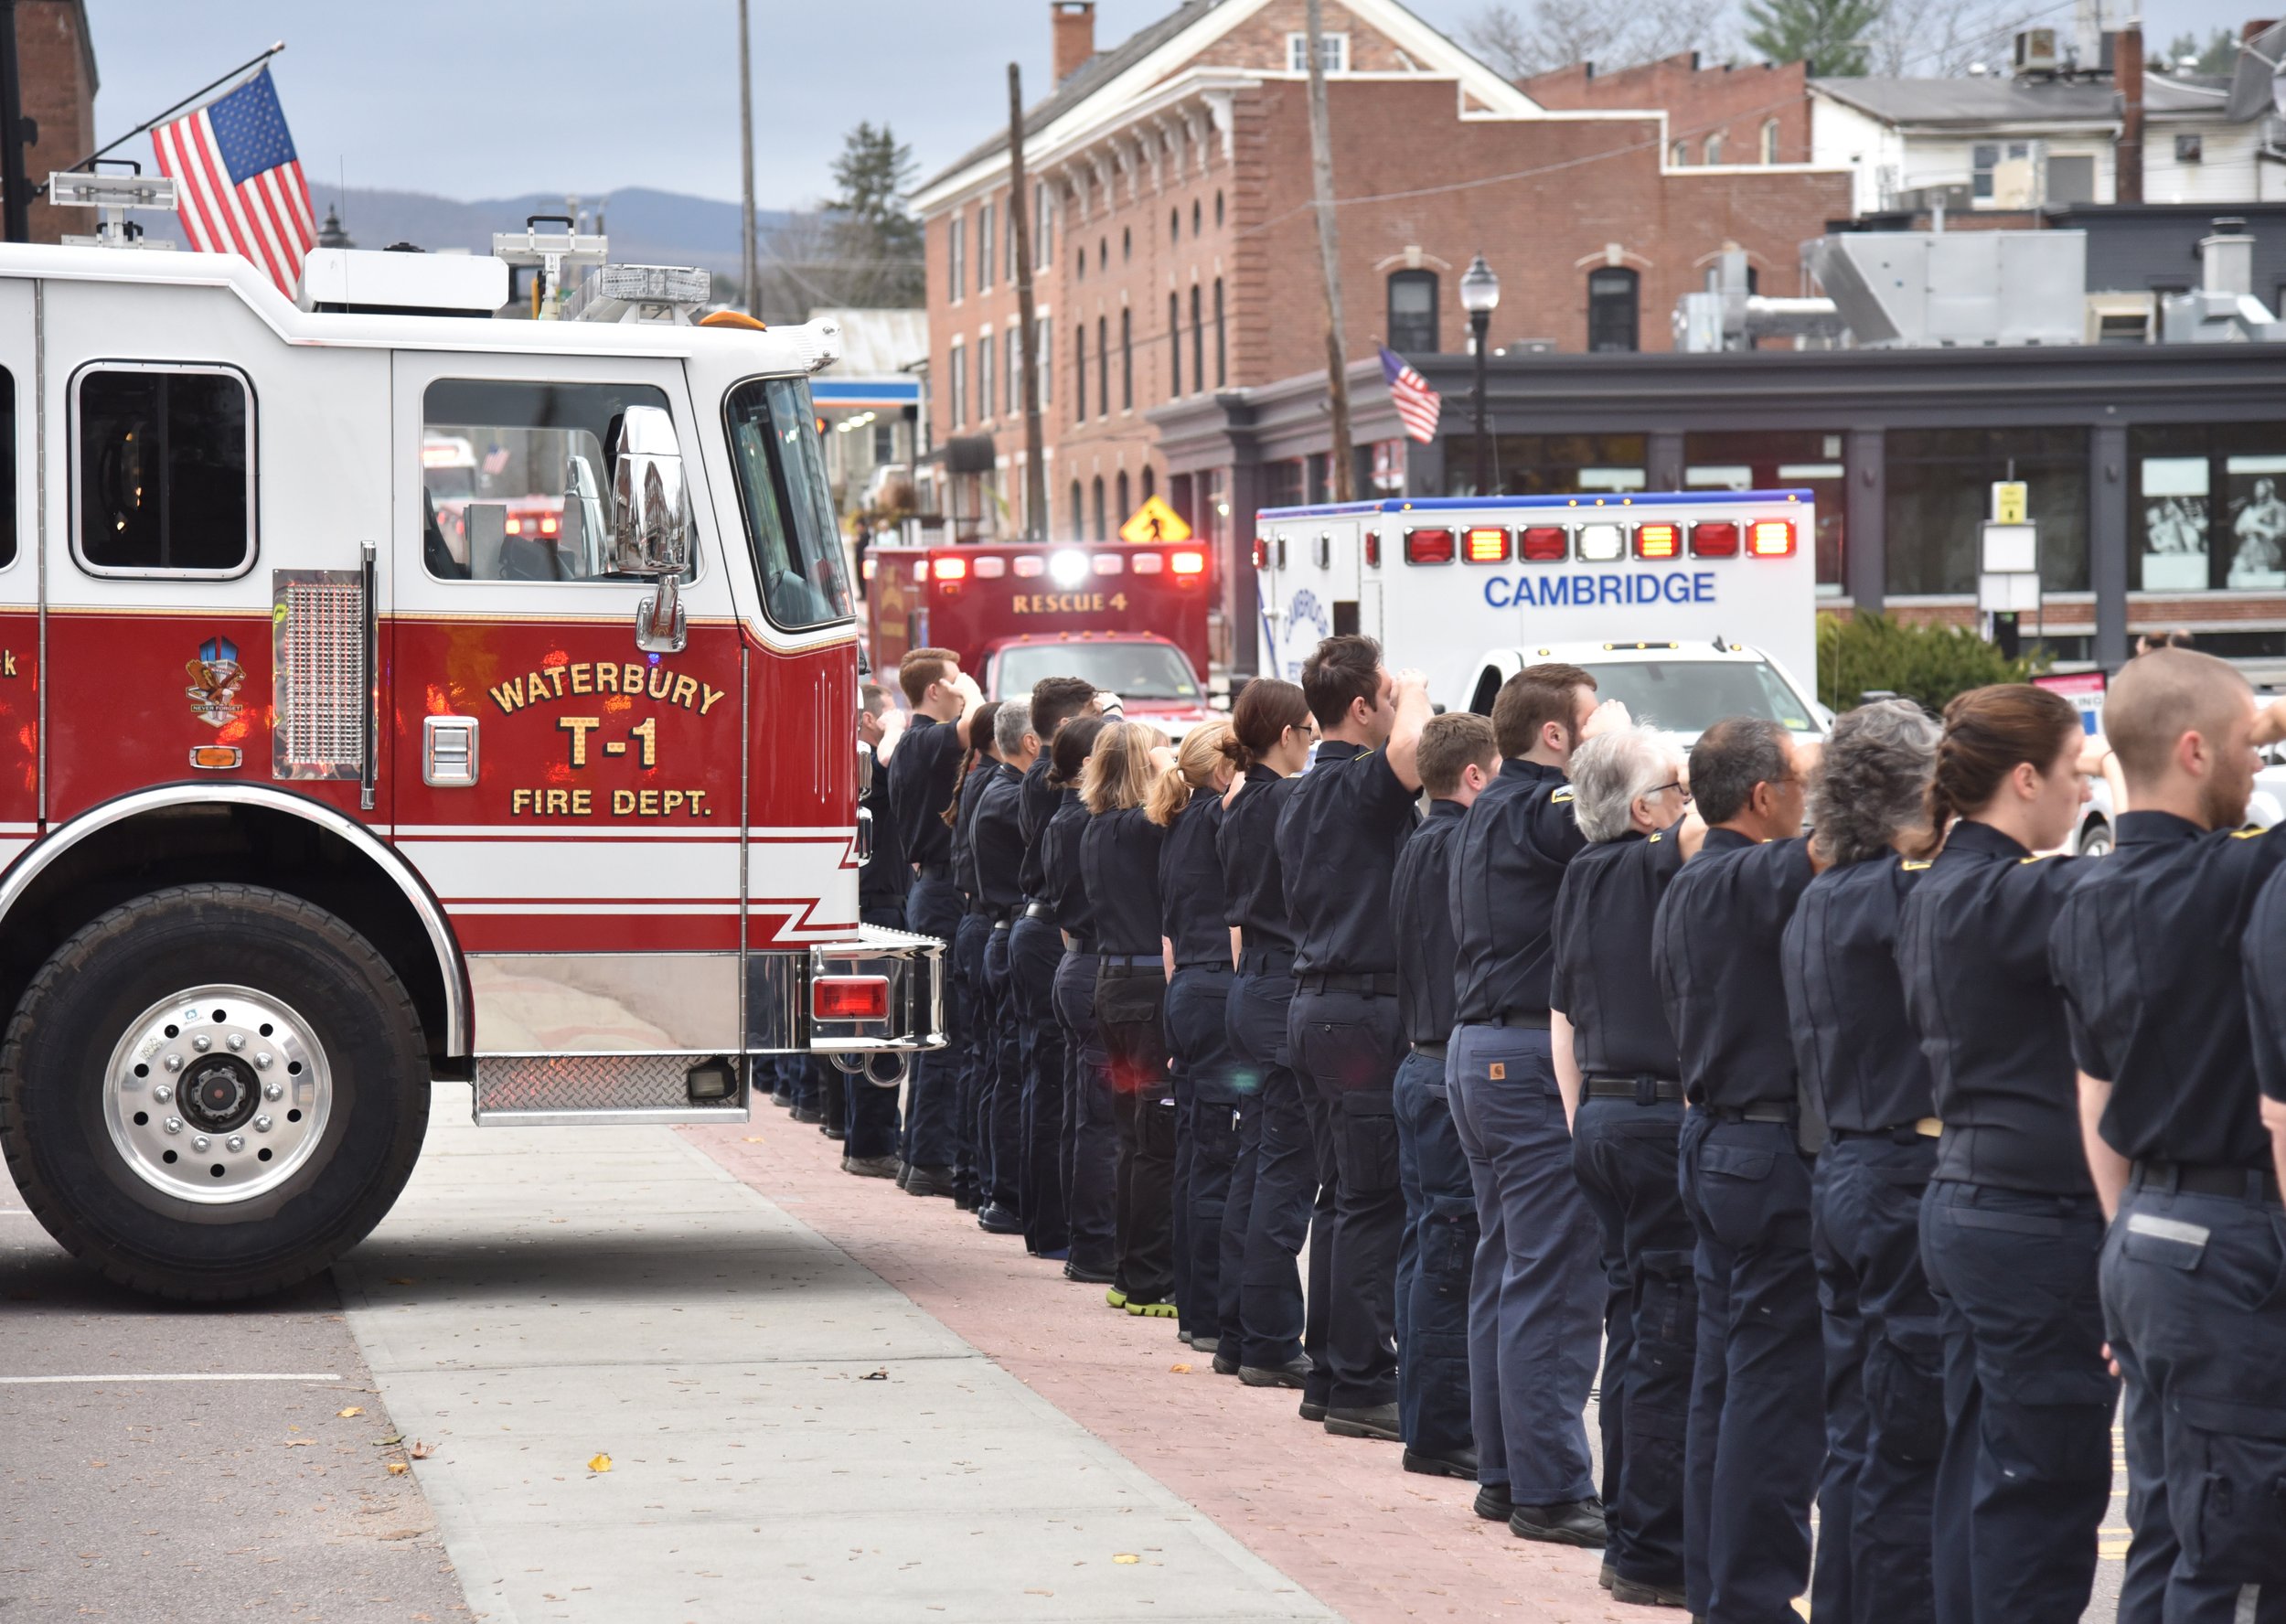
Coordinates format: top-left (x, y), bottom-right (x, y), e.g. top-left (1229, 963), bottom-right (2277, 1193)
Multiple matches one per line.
top-left (1896, 818), bottom-right (2088, 1194)
top-left (1041, 790), bottom-right (1095, 947)
top-left (970, 763), bottom-right (1028, 917)
top-left (1277, 742), bottom-right (1419, 978)
top-left (1160, 792), bottom-right (1230, 969)
top-left (1653, 828), bottom-right (1815, 1110)
top-left (1222, 765), bottom-right (1301, 952)
top-left (1392, 798), bottom-right (1469, 1046)
top-left (1782, 855), bottom-right (1931, 1142)
top-left (1083, 806), bottom-right (1168, 958)
top-left (858, 742), bottom-right (909, 914)
top-left (952, 756), bottom-right (994, 910)
top-left (886, 712), bottom-right (963, 871)
top-left (1551, 827), bottom-right (1685, 1080)
top-left (1018, 753), bottom-right (1061, 903)
top-left (2245, 864), bottom-right (2286, 1106)
top-left (1452, 759), bottom-right (1586, 1023)
top-left (2053, 810), bottom-right (2286, 1171)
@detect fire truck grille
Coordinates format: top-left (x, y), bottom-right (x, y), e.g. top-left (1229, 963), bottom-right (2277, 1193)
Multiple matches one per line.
top-left (473, 1054), bottom-right (749, 1120)
top-left (272, 572), bottom-right (367, 782)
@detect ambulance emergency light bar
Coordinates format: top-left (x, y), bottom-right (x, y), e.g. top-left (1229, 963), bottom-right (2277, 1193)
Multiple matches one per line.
top-left (1395, 516), bottom-right (1794, 563)
top-left (903, 543), bottom-right (1207, 591)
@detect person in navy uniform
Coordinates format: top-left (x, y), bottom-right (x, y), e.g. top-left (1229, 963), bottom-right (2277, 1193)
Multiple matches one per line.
top-left (1388, 712), bottom-right (1500, 1483)
top-left (1549, 722), bottom-right (1700, 1605)
top-left (1447, 664), bottom-right (1623, 1544)
top-left (885, 647), bottom-right (985, 1198)
top-left (1151, 721), bottom-right (1241, 1358)
top-left (1080, 721), bottom-right (1181, 1318)
top-left (1216, 678), bottom-right (1321, 1395)
top-left (1778, 700), bottom-right (1945, 1624)
top-left (1653, 715), bottom-right (1821, 1623)
top-left (970, 703), bottom-right (1037, 1236)
top-left (1277, 635), bottom-right (1432, 1443)
top-left (842, 682), bottom-right (910, 1178)
top-left (1009, 678), bottom-right (1102, 1258)
top-left (2056, 648), bottom-right (2286, 1624)
top-left (1896, 684), bottom-right (2115, 1624)
top-left (1040, 715), bottom-right (1116, 1289)
top-left (942, 701), bottom-right (1002, 1210)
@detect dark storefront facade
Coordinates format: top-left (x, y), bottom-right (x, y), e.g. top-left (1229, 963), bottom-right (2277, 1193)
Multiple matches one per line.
top-left (1152, 344), bottom-right (2286, 676)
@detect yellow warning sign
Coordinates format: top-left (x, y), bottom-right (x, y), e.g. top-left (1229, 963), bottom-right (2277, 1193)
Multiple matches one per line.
top-left (1992, 481), bottom-right (2028, 525)
top-left (1118, 495), bottom-right (1192, 544)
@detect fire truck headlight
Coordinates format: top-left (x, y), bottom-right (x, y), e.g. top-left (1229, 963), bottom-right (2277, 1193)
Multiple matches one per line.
top-left (1049, 549), bottom-right (1090, 590)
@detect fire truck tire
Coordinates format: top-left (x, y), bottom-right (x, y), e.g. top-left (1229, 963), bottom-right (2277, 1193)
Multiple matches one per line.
top-left (0, 883), bottom-right (431, 1302)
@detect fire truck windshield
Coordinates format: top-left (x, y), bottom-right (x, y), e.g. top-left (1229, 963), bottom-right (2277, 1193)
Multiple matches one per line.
top-left (1579, 658), bottom-right (1816, 736)
top-left (726, 377), bottom-right (854, 630)
top-left (996, 640), bottom-right (1201, 702)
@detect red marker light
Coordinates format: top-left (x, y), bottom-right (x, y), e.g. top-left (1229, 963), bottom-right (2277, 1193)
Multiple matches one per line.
top-left (1252, 538), bottom-right (1269, 569)
top-left (1634, 522), bottom-right (1681, 560)
top-left (1519, 525), bottom-right (1569, 562)
top-left (505, 517), bottom-right (523, 536)
top-left (1404, 528), bottom-right (1456, 564)
top-left (932, 556), bottom-right (968, 582)
top-left (1463, 527), bottom-right (1510, 564)
top-left (1748, 518), bottom-right (1797, 558)
top-left (1363, 532), bottom-right (1381, 568)
top-left (972, 556), bottom-right (1008, 579)
top-left (813, 977), bottom-right (890, 1021)
top-left (540, 515), bottom-right (560, 536)
top-left (1171, 550), bottom-right (1206, 576)
top-left (1690, 520), bottom-right (1740, 558)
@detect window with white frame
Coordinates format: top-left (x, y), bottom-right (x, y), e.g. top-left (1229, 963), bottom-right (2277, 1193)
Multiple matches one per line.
top-left (948, 216), bottom-right (965, 301)
top-left (1287, 31), bottom-right (1348, 72)
top-left (948, 340), bottom-right (967, 429)
top-left (1037, 318), bottom-right (1052, 407)
top-left (978, 200), bottom-right (995, 292)
top-left (1762, 120), bottom-right (1780, 164)
top-left (1704, 133), bottom-right (1725, 165)
top-left (977, 331), bottom-right (995, 422)
top-left (1671, 140), bottom-right (1689, 166)
top-left (1035, 183), bottom-right (1053, 267)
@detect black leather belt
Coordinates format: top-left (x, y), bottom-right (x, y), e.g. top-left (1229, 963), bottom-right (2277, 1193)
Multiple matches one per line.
top-left (1238, 946), bottom-right (1296, 977)
top-left (1175, 960), bottom-right (1230, 974)
top-left (1586, 1075), bottom-right (1682, 1103)
top-left (2132, 1160), bottom-right (2283, 1203)
top-left (1411, 1040), bottom-right (1447, 1060)
top-left (1298, 972), bottom-right (1398, 996)
top-left (1832, 1119), bottom-right (1943, 1145)
top-left (1022, 901), bottom-right (1054, 920)
top-left (1100, 953), bottom-right (1160, 969)
top-left (1480, 1010), bottom-right (1552, 1030)
top-left (916, 860), bottom-right (953, 881)
top-left (1713, 1101), bottom-right (1796, 1124)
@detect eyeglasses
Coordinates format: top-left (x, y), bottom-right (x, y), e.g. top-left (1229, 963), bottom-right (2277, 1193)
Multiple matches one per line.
top-left (1648, 780), bottom-right (1693, 804)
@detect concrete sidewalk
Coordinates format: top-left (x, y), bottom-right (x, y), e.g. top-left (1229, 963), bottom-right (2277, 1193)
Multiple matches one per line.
top-left (336, 1084), bottom-right (1330, 1624)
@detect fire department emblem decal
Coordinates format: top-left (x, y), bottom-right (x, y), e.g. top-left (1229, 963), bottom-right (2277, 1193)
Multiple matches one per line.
top-left (186, 636), bottom-right (246, 729)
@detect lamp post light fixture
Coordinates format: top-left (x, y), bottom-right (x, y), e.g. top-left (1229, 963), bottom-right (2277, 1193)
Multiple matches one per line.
top-left (1458, 253), bottom-right (1501, 497)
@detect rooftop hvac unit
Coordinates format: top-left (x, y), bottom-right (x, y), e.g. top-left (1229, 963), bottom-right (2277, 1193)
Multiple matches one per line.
top-left (2014, 27), bottom-right (2061, 73)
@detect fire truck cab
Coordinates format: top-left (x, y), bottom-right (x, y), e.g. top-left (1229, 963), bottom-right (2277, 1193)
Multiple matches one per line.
top-left (0, 238), bottom-right (940, 1301)
top-left (865, 538), bottom-right (1218, 737)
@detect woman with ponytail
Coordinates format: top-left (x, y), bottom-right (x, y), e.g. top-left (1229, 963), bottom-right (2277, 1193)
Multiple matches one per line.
top-left (1895, 684), bottom-right (2115, 1623)
top-left (1039, 714), bottom-right (1116, 1287)
top-left (936, 700), bottom-right (1003, 1206)
top-left (1150, 721), bottom-right (1239, 1355)
top-left (1213, 678), bottom-right (1321, 1392)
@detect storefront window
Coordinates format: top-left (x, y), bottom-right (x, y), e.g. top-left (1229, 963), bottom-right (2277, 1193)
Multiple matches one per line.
top-left (2131, 423), bottom-right (2286, 592)
top-left (1685, 430), bottom-right (1846, 596)
top-left (1264, 459), bottom-right (1305, 510)
top-left (1448, 434), bottom-right (1646, 498)
top-left (1884, 428), bottom-right (2088, 596)
top-left (1371, 440), bottom-right (1405, 496)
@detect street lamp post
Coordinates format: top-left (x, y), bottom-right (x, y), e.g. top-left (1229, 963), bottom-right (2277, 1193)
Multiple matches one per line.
top-left (1459, 254), bottom-right (1501, 497)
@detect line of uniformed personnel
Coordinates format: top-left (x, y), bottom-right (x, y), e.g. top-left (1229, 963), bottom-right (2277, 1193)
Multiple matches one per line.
top-left (787, 635), bottom-right (2286, 1624)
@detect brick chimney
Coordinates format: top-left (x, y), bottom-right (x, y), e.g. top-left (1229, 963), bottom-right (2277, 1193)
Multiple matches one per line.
top-left (2114, 22), bottom-right (2143, 203)
top-left (1053, 2), bottom-right (1096, 86)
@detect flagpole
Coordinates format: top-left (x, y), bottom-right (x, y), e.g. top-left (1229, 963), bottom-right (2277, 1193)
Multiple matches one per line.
top-left (36, 40), bottom-right (286, 198)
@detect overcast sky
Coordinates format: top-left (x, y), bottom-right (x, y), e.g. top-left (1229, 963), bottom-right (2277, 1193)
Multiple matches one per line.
top-left (85, 0), bottom-right (2256, 208)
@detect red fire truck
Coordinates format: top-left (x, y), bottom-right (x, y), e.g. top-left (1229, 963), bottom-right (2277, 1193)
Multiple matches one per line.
top-left (865, 539), bottom-right (1217, 736)
top-left (0, 230), bottom-right (940, 1301)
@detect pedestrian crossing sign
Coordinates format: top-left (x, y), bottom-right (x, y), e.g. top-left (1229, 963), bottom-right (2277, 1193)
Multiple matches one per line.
top-left (1119, 496), bottom-right (1192, 544)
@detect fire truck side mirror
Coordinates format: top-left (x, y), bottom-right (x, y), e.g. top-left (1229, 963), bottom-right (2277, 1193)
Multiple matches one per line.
top-left (609, 405), bottom-right (692, 580)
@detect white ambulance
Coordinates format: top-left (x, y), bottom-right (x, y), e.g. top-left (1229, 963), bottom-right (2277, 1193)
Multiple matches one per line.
top-left (1252, 491), bottom-right (1822, 731)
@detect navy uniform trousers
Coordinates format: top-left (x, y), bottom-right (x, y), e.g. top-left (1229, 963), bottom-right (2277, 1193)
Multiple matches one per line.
top-left (1052, 947), bottom-right (1116, 1279)
top-left (1228, 958), bottom-right (1319, 1376)
top-left (980, 921), bottom-right (1022, 1213)
top-left (1676, 1108), bottom-right (1822, 1623)
top-left (2105, 1169), bottom-right (2286, 1624)
top-left (1811, 1132), bottom-right (1943, 1624)
top-left (1095, 960), bottom-right (1176, 1308)
top-left (1394, 1042), bottom-right (1477, 1463)
top-left (1447, 1021), bottom-right (1601, 1507)
top-left (1573, 1089), bottom-right (1695, 1589)
top-left (1918, 1179), bottom-right (2114, 1624)
top-left (1009, 914), bottom-right (1070, 1253)
top-left (948, 912), bottom-right (990, 1195)
top-left (902, 875), bottom-right (966, 1174)
top-left (1166, 965), bottom-right (1241, 1344)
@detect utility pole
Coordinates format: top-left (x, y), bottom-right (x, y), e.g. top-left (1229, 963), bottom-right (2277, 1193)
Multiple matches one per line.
top-left (1304, 0), bottom-right (1353, 502)
top-left (0, 0), bottom-right (28, 244)
top-left (1009, 64), bottom-right (1047, 540)
top-left (737, 0), bottom-right (758, 316)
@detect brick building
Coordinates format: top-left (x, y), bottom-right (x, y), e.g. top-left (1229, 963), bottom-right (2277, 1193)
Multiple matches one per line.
top-left (911, 0), bottom-right (1851, 591)
top-left (1522, 54), bottom-right (1813, 170)
top-left (16, 0), bottom-right (97, 245)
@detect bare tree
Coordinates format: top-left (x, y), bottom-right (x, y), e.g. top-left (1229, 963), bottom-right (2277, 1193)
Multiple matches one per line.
top-left (1459, 0), bottom-right (1729, 78)
top-left (1458, 3), bottom-right (1535, 77)
top-left (1866, 0), bottom-right (2012, 76)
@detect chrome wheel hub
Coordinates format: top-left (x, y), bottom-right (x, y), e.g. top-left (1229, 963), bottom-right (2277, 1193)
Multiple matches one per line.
top-left (102, 986), bottom-right (332, 1204)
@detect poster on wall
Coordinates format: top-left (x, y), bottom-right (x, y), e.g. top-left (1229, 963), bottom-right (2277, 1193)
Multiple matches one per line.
top-left (2141, 455), bottom-right (2209, 591)
top-left (2227, 455), bottom-right (2286, 590)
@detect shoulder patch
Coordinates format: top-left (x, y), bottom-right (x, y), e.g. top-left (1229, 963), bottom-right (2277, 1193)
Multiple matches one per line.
top-left (1551, 788), bottom-right (1575, 804)
top-left (1901, 859), bottom-right (1932, 871)
top-left (2232, 827), bottom-right (2266, 839)
top-left (1648, 831), bottom-right (1662, 843)
top-left (2018, 853), bottom-right (2056, 864)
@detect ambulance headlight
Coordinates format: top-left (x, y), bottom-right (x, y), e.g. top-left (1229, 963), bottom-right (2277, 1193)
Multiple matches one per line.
top-left (1049, 549), bottom-right (1090, 589)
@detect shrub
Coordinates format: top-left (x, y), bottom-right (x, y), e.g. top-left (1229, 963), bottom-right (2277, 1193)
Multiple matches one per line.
top-left (1815, 611), bottom-right (2050, 714)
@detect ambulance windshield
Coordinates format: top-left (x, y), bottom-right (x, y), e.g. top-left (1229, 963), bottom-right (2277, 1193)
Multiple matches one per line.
top-left (1582, 659), bottom-right (1814, 737)
top-left (995, 640), bottom-right (1200, 701)
top-left (725, 377), bottom-right (855, 630)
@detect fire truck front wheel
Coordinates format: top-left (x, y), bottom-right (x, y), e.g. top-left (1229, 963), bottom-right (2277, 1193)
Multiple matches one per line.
top-left (0, 883), bottom-right (430, 1302)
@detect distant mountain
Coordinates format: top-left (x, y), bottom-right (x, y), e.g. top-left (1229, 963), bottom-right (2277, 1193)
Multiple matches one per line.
top-left (311, 186), bottom-right (797, 280)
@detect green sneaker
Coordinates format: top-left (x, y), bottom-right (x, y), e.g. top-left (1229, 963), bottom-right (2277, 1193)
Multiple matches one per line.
top-left (1106, 1287), bottom-right (1128, 1309)
top-left (1126, 1300), bottom-right (1178, 1318)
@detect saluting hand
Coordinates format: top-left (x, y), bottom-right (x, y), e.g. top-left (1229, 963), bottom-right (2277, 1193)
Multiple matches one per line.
top-left (1581, 698), bottom-right (1632, 740)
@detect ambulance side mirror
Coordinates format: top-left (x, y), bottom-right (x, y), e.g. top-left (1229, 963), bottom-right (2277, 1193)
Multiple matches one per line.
top-left (609, 405), bottom-right (692, 579)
